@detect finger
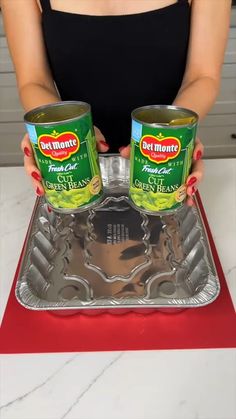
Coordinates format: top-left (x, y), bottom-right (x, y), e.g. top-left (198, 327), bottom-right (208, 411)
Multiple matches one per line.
top-left (97, 140), bottom-right (110, 153)
top-left (21, 134), bottom-right (44, 191)
top-left (186, 159), bottom-right (204, 202)
top-left (21, 134), bottom-right (38, 174)
top-left (186, 159), bottom-right (204, 190)
top-left (31, 178), bottom-right (44, 196)
top-left (23, 154), bottom-right (44, 194)
top-left (23, 154), bottom-right (44, 188)
top-left (26, 159), bottom-right (45, 195)
top-left (21, 134), bottom-right (31, 153)
top-left (186, 195), bottom-right (195, 207)
top-left (186, 161), bottom-right (204, 204)
top-left (94, 126), bottom-right (109, 152)
top-left (119, 145), bottom-right (131, 159)
top-left (193, 137), bottom-right (204, 161)
top-left (21, 133), bottom-right (32, 155)
top-left (186, 184), bottom-right (197, 198)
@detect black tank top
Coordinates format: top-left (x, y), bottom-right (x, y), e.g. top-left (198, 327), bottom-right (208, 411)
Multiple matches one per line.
top-left (40, 0), bottom-right (190, 152)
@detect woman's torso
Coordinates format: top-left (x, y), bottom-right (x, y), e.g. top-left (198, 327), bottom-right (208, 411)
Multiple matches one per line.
top-left (39, 0), bottom-right (191, 151)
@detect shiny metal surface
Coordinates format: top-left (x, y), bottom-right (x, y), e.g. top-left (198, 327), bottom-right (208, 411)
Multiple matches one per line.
top-left (15, 155), bottom-right (220, 313)
top-left (131, 105), bottom-right (198, 127)
top-left (24, 101), bottom-right (90, 125)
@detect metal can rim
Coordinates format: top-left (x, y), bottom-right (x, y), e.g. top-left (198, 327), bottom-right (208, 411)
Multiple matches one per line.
top-left (24, 101), bottom-right (91, 126)
top-left (131, 104), bottom-right (199, 128)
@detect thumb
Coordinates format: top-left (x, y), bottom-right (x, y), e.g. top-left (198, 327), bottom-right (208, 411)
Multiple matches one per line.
top-left (119, 145), bottom-right (131, 159)
top-left (94, 126), bottom-right (109, 152)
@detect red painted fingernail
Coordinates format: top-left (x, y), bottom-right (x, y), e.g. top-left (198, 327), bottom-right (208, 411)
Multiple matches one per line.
top-left (24, 146), bottom-right (31, 157)
top-left (100, 140), bottom-right (109, 148)
top-left (36, 187), bottom-right (43, 196)
top-left (187, 176), bottom-right (197, 186)
top-left (119, 146), bottom-right (126, 153)
top-left (196, 150), bottom-right (202, 160)
top-left (31, 171), bottom-right (41, 181)
top-left (191, 186), bottom-right (196, 195)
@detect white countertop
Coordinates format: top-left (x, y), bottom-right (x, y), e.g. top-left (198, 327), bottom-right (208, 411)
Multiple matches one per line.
top-left (0, 159), bottom-right (236, 419)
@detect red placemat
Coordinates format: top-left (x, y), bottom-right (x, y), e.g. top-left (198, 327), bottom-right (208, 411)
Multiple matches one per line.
top-left (1, 193), bottom-right (236, 354)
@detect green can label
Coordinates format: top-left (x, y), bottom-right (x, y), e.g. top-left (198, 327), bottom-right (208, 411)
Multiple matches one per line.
top-left (130, 110), bottom-right (197, 213)
top-left (26, 109), bottom-right (102, 211)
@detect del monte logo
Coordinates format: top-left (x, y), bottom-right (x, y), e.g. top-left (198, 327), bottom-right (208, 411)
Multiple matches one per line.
top-left (140, 134), bottom-right (181, 164)
top-left (38, 130), bottom-right (80, 161)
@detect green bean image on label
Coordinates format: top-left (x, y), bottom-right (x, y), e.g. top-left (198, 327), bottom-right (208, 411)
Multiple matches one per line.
top-left (129, 105), bottom-right (198, 214)
top-left (25, 101), bottom-right (103, 213)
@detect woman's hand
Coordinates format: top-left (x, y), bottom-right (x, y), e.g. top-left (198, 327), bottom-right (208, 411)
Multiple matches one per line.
top-left (94, 126), bottom-right (110, 152)
top-left (21, 133), bottom-right (43, 196)
top-left (119, 137), bottom-right (204, 207)
top-left (185, 137), bottom-right (204, 206)
top-left (21, 126), bottom-right (109, 196)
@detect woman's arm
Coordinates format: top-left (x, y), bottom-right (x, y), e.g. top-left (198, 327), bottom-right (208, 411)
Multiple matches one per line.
top-left (173, 0), bottom-right (232, 119)
top-left (170, 0), bottom-right (231, 204)
top-left (1, 0), bottom-right (60, 111)
top-left (1, 0), bottom-right (108, 195)
top-left (121, 0), bottom-right (231, 204)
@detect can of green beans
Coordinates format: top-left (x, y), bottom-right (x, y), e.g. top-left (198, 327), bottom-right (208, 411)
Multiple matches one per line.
top-left (130, 105), bottom-right (198, 214)
top-left (24, 101), bottom-right (103, 212)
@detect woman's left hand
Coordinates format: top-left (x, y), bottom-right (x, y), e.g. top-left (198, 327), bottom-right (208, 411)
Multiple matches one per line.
top-left (185, 137), bottom-right (204, 206)
top-left (119, 137), bottom-right (204, 207)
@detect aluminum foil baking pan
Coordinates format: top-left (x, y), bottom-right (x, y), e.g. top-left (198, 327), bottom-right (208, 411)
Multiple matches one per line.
top-left (15, 155), bottom-right (220, 314)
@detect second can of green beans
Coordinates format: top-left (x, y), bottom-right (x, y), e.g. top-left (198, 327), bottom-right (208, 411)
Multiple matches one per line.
top-left (25, 101), bottom-right (103, 213)
top-left (130, 105), bottom-right (198, 214)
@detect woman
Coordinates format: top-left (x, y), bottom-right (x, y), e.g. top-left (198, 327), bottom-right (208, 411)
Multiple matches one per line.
top-left (1, 0), bottom-right (231, 205)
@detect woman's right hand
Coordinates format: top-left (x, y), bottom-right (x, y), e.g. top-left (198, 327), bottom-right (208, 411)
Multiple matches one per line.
top-left (21, 133), bottom-right (44, 196)
top-left (21, 127), bottom-right (109, 196)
